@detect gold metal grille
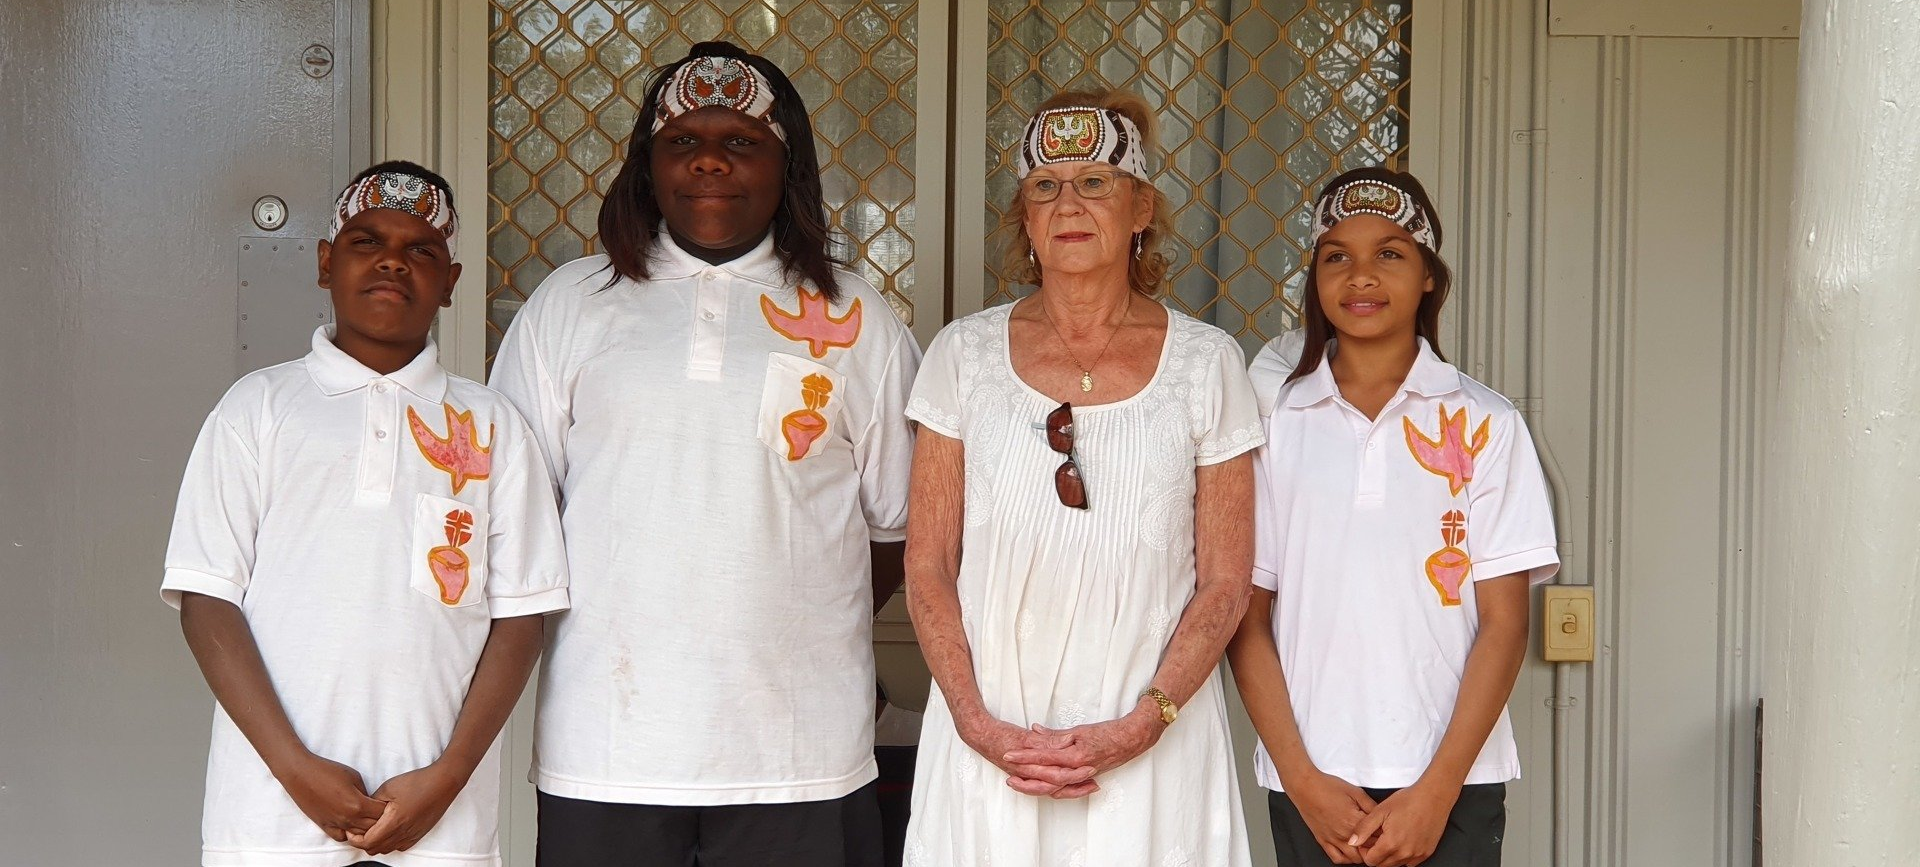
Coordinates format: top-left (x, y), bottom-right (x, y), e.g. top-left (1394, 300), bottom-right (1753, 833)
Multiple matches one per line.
top-left (486, 0), bottom-right (920, 365)
top-left (984, 1), bottom-right (1412, 353)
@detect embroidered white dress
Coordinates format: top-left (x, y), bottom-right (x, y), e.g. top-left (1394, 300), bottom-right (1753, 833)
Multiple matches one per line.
top-left (903, 302), bottom-right (1263, 867)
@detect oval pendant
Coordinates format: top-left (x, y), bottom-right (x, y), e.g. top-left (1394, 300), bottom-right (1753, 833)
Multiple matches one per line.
top-left (1080, 371), bottom-right (1094, 392)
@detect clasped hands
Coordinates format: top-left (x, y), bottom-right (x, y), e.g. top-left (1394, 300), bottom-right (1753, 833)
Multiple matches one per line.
top-left (274, 752), bottom-right (468, 857)
top-left (959, 697), bottom-right (1165, 800)
top-left (1284, 769), bottom-right (1460, 867)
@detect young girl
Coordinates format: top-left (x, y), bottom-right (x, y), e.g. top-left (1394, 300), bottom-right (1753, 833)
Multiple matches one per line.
top-left (1229, 167), bottom-right (1559, 867)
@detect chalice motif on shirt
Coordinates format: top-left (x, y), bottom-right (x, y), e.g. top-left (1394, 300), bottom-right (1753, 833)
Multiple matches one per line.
top-left (1405, 403), bottom-right (1490, 606)
top-left (1425, 510), bottom-right (1471, 607)
top-left (429, 508), bottom-right (475, 605)
top-left (781, 373), bottom-right (833, 461)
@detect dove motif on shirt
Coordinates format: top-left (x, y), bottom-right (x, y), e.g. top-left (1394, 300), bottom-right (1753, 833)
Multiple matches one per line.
top-left (761, 288), bottom-right (862, 358)
top-left (408, 402), bottom-right (494, 495)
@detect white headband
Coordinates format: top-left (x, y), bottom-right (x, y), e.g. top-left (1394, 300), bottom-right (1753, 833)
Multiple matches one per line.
top-left (328, 171), bottom-right (458, 257)
top-left (652, 55), bottom-right (786, 143)
top-left (1310, 178), bottom-right (1437, 251)
top-left (1015, 106), bottom-right (1147, 179)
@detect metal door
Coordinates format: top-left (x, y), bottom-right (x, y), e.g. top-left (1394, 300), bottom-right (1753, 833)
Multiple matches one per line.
top-left (0, 1), bottom-right (364, 862)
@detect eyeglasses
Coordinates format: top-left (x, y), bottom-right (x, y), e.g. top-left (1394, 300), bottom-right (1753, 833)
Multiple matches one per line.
top-left (1019, 171), bottom-right (1129, 203)
top-left (1044, 402), bottom-right (1088, 510)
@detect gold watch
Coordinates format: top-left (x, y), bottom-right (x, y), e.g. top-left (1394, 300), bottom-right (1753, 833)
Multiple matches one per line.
top-left (1142, 686), bottom-right (1178, 725)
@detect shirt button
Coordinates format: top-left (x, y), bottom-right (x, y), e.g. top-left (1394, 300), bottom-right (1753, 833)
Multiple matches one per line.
top-left (374, 382), bottom-right (388, 394)
top-left (701, 309), bottom-right (717, 321)
top-left (375, 430), bottom-right (388, 440)
top-left (1367, 442), bottom-right (1378, 450)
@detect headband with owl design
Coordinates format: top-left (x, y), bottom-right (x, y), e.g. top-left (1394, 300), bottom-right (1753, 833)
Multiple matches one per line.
top-left (328, 171), bottom-right (458, 257)
top-left (1015, 106), bottom-right (1147, 179)
top-left (1310, 178), bottom-right (1437, 251)
top-left (652, 55), bottom-right (786, 143)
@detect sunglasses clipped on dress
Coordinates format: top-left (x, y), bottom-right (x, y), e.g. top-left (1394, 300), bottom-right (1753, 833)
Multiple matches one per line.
top-left (1044, 402), bottom-right (1088, 510)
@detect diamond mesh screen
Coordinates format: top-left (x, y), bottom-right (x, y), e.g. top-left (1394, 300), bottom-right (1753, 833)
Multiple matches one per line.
top-left (983, 0), bottom-right (1411, 352)
top-left (487, 0), bottom-right (920, 365)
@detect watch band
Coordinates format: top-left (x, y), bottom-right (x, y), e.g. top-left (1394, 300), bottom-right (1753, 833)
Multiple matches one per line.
top-left (1142, 686), bottom-right (1178, 725)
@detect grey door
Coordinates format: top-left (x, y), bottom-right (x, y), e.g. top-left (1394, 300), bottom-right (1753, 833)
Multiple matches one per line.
top-left (0, 1), bottom-right (363, 862)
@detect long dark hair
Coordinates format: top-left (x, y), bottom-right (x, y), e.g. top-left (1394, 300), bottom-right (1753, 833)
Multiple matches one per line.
top-left (596, 40), bottom-right (842, 300)
top-left (1286, 165), bottom-right (1452, 383)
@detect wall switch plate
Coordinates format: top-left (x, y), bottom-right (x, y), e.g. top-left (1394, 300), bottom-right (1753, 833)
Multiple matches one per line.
top-left (1542, 585), bottom-right (1596, 662)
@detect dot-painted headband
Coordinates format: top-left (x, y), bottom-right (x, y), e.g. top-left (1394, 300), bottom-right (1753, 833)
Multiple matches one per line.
top-left (1310, 179), bottom-right (1437, 251)
top-left (651, 55), bottom-right (786, 143)
top-left (1016, 106), bottom-right (1148, 179)
top-left (328, 171), bottom-right (458, 256)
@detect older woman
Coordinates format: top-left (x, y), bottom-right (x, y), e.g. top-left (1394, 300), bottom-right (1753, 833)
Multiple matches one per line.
top-left (903, 89), bottom-right (1262, 866)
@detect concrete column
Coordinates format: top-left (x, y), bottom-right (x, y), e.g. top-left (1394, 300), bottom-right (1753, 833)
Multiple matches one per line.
top-left (1765, 0), bottom-right (1920, 864)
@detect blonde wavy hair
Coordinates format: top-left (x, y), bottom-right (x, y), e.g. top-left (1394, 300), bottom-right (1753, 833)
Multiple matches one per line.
top-left (998, 88), bottom-right (1173, 296)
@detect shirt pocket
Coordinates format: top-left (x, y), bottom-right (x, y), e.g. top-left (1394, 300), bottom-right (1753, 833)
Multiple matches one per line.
top-left (756, 352), bottom-right (845, 462)
top-left (409, 493), bottom-right (490, 608)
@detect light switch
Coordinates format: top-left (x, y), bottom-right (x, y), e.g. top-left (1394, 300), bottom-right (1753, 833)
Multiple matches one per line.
top-left (1542, 585), bottom-right (1596, 662)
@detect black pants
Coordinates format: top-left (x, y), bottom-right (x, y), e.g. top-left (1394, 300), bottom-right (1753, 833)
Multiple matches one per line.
top-left (536, 783), bottom-right (885, 867)
top-left (1268, 783), bottom-right (1506, 867)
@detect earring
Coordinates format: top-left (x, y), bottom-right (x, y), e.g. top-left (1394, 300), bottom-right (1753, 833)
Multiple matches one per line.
top-left (1132, 233), bottom-right (1143, 261)
top-left (1028, 247), bottom-right (1038, 272)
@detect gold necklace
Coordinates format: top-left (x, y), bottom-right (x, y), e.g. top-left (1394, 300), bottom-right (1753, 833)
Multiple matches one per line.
top-left (1040, 298), bottom-right (1129, 393)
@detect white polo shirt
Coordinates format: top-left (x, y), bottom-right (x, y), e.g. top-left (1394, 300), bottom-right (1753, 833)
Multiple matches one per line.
top-left (1249, 338), bottom-right (1559, 792)
top-left (162, 327), bottom-right (569, 867)
top-left (489, 233), bottom-right (919, 806)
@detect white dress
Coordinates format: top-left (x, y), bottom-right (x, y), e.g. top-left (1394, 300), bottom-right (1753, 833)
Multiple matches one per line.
top-left (903, 302), bottom-right (1264, 867)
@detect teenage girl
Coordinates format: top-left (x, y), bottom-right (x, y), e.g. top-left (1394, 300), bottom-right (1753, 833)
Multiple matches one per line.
top-left (1229, 166), bottom-right (1560, 867)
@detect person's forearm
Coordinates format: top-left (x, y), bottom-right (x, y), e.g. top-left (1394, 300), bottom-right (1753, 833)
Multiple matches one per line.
top-left (870, 540), bottom-right (906, 616)
top-left (906, 554), bottom-right (990, 727)
top-left (1417, 577), bottom-right (1530, 788)
top-left (436, 614), bottom-right (546, 778)
top-left (1148, 455), bottom-right (1254, 708)
top-left (180, 594), bottom-right (313, 775)
top-left (1225, 600), bottom-right (1319, 781)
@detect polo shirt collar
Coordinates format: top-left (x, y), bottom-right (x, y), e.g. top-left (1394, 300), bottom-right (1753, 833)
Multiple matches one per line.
top-left (1281, 337), bottom-right (1461, 410)
top-left (644, 228), bottom-right (788, 289)
top-left (305, 325), bottom-right (448, 401)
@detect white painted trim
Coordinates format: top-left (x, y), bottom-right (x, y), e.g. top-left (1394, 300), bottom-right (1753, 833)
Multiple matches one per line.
top-left (948, 1), bottom-right (992, 322)
top-left (371, 0), bottom-right (489, 383)
top-left (910, 0), bottom-right (953, 343)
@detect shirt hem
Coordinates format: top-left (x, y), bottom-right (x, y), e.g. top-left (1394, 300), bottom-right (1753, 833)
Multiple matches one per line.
top-left (1255, 761), bottom-right (1521, 793)
top-left (532, 759), bottom-right (877, 806)
top-left (868, 525), bottom-right (907, 543)
top-left (488, 584), bottom-right (570, 618)
top-left (203, 847), bottom-right (499, 867)
top-left (161, 568), bottom-right (246, 610)
top-left (1195, 435), bottom-right (1265, 466)
top-left (1474, 547), bottom-right (1561, 585)
top-left (903, 408), bottom-right (959, 439)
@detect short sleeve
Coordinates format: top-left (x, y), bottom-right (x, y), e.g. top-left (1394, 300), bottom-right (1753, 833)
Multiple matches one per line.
top-left (852, 314), bottom-right (922, 543)
top-left (160, 410), bottom-right (261, 609)
top-left (904, 324), bottom-right (964, 439)
top-left (479, 402), bottom-right (571, 618)
top-left (1469, 411), bottom-right (1561, 584)
top-left (488, 280), bottom-right (572, 497)
top-left (1250, 421), bottom-right (1282, 592)
top-left (1191, 333), bottom-right (1266, 466)
top-left (1249, 329), bottom-right (1305, 418)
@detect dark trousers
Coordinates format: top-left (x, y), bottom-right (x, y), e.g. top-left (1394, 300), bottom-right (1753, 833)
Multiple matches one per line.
top-left (1269, 783), bottom-right (1506, 867)
top-left (536, 783), bottom-right (885, 867)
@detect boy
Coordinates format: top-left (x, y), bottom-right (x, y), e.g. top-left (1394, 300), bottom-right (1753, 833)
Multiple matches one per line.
top-left (163, 161), bottom-right (568, 867)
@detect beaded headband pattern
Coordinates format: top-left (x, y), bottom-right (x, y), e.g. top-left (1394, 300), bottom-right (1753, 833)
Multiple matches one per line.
top-left (1310, 179), bottom-right (1436, 250)
top-left (328, 171), bottom-right (458, 257)
top-left (1015, 106), bottom-right (1147, 179)
top-left (651, 55), bottom-right (786, 143)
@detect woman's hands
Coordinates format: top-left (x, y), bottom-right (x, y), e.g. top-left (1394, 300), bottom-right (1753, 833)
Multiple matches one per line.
top-left (965, 698), bottom-right (1166, 800)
